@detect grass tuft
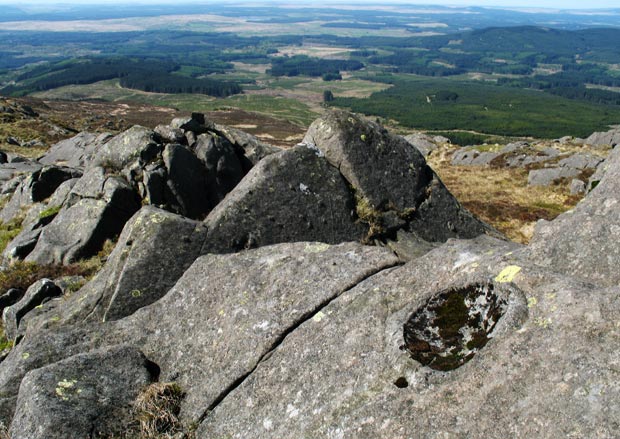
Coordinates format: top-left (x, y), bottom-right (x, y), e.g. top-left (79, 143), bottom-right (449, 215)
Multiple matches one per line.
top-left (134, 382), bottom-right (185, 439)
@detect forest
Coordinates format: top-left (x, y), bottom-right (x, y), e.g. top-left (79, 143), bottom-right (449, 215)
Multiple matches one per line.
top-left (1, 57), bottom-right (242, 98)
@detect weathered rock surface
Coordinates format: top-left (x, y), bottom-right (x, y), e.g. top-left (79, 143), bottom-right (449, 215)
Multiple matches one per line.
top-left (9, 344), bottom-right (156, 439)
top-left (304, 111), bottom-right (495, 243)
top-left (403, 133), bottom-right (439, 157)
top-left (13, 207), bottom-right (207, 339)
top-left (0, 242), bottom-right (399, 426)
top-left (2, 278), bottom-right (62, 342)
top-left (25, 167), bottom-right (140, 265)
top-left (194, 132), bottom-right (245, 203)
top-left (38, 132), bottom-right (113, 168)
top-left (2, 110), bottom-right (619, 438)
top-left (202, 145), bottom-right (365, 253)
top-left (0, 162), bottom-right (43, 199)
top-left (199, 236), bottom-right (620, 438)
top-left (88, 125), bottom-right (161, 171)
top-left (0, 166), bottom-right (81, 223)
top-left (527, 166), bottom-right (581, 186)
top-left (528, 144), bottom-right (620, 286)
top-left (163, 143), bottom-right (212, 218)
top-left (213, 123), bottom-right (281, 165)
top-left (451, 147), bottom-right (500, 166)
top-left (585, 126), bottom-right (620, 147)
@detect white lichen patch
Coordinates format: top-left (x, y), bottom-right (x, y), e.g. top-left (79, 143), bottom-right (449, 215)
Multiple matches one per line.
top-left (304, 242), bottom-right (331, 253)
top-left (312, 311), bottom-right (326, 323)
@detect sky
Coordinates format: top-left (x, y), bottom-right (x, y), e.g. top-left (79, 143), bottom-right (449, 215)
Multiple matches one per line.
top-left (0, 0), bottom-right (618, 9)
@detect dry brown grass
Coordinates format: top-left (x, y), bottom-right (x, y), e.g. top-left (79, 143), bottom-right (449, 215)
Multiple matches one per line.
top-left (133, 382), bottom-right (185, 439)
top-left (428, 145), bottom-right (582, 244)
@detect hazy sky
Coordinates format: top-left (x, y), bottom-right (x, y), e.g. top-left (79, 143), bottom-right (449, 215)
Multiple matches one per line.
top-left (0, 0), bottom-right (617, 9)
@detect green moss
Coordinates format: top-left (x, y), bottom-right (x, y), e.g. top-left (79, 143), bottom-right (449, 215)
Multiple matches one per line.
top-left (0, 217), bottom-right (24, 254)
top-left (38, 205), bottom-right (62, 220)
top-left (0, 326), bottom-right (13, 352)
top-left (354, 193), bottom-right (384, 242)
top-left (434, 291), bottom-right (469, 340)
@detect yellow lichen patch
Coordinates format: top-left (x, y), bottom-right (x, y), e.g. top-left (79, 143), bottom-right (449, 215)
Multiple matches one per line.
top-left (304, 243), bottom-right (331, 253)
top-left (527, 297), bottom-right (538, 308)
top-left (495, 265), bottom-right (522, 283)
top-left (535, 317), bottom-right (553, 329)
top-left (55, 379), bottom-right (80, 401)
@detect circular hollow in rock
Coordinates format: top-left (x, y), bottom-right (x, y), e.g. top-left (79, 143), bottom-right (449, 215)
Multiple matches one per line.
top-left (403, 282), bottom-right (507, 371)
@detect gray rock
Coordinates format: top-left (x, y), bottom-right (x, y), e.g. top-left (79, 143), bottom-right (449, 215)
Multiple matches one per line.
top-left (587, 156), bottom-right (610, 192)
top-left (527, 167), bottom-right (580, 186)
top-left (304, 111), bottom-right (430, 211)
top-left (2, 179), bottom-right (80, 260)
top-left (12, 207), bottom-right (208, 337)
top-left (118, 241), bottom-right (400, 423)
top-left (46, 177), bottom-right (79, 208)
top-left (213, 123), bottom-right (280, 166)
top-left (432, 135), bottom-right (450, 144)
top-left (585, 127), bottom-right (620, 147)
top-left (0, 288), bottom-right (24, 314)
top-left (0, 166), bottom-right (82, 224)
top-left (489, 144), bottom-right (559, 168)
top-left (143, 165), bottom-right (167, 206)
top-left (2, 278), bottom-right (62, 342)
top-left (303, 111), bottom-right (495, 243)
top-left (570, 178), bottom-right (586, 195)
top-left (0, 175), bottom-right (24, 196)
top-left (499, 140), bottom-right (529, 154)
top-left (0, 162), bottom-right (43, 199)
top-left (6, 137), bottom-right (20, 146)
top-left (154, 124), bottom-right (187, 144)
top-left (198, 235), bottom-right (620, 439)
top-left (194, 133), bottom-right (245, 203)
top-left (2, 228), bottom-right (42, 261)
top-left (163, 143), bottom-right (212, 219)
top-left (9, 344), bottom-right (155, 439)
top-left (558, 152), bottom-right (604, 170)
top-left (451, 147), bottom-right (500, 166)
top-left (89, 125), bottom-right (161, 171)
top-left (201, 145), bottom-right (364, 254)
top-left (38, 132), bottom-right (112, 168)
top-left (170, 113), bottom-right (209, 134)
top-left (528, 144), bottom-right (620, 287)
top-left (26, 168), bottom-right (140, 265)
top-left (0, 242), bottom-right (398, 427)
top-left (8, 155), bottom-right (29, 164)
top-left (403, 133), bottom-right (438, 157)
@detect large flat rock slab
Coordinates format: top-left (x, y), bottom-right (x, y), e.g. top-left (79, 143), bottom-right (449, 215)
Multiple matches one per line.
top-left (199, 236), bottom-right (620, 438)
top-left (0, 242), bottom-right (399, 427)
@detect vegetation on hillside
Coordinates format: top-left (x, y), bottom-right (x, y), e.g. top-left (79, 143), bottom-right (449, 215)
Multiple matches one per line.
top-left (331, 75), bottom-right (620, 138)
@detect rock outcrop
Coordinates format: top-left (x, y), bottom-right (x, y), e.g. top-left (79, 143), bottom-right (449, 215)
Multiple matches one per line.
top-left (303, 111), bottom-right (496, 245)
top-left (0, 110), bottom-right (617, 437)
top-left (585, 126), bottom-right (620, 147)
top-left (528, 144), bottom-right (620, 286)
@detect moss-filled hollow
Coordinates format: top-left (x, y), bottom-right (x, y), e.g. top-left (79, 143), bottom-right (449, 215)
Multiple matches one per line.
top-left (403, 282), bottom-right (507, 371)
